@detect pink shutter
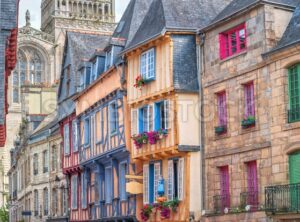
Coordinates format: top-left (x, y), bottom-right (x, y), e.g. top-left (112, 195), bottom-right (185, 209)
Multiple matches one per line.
top-left (219, 34), bottom-right (228, 60)
top-left (250, 83), bottom-right (255, 116)
top-left (220, 166), bottom-right (230, 207)
top-left (244, 83), bottom-right (255, 118)
top-left (217, 92), bottom-right (227, 126)
top-left (247, 161), bottom-right (258, 206)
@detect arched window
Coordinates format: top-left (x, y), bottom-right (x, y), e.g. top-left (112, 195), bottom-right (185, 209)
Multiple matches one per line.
top-left (34, 190), bottom-right (39, 216)
top-left (12, 53), bottom-right (26, 103)
top-left (30, 53), bottom-right (42, 84)
top-left (52, 188), bottom-right (58, 215)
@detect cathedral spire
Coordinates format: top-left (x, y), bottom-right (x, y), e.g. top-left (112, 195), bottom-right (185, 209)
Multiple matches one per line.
top-left (25, 10), bottom-right (31, 27)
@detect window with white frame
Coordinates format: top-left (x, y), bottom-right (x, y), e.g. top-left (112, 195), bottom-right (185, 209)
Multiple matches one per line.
top-left (34, 190), bottom-right (39, 216)
top-left (109, 102), bottom-right (118, 134)
top-left (33, 153), bottom-right (38, 175)
top-left (154, 100), bottom-right (170, 130)
top-left (64, 124), bottom-right (70, 155)
top-left (52, 188), bottom-right (58, 215)
top-left (71, 175), bottom-right (78, 209)
top-left (167, 158), bottom-right (184, 201)
top-left (52, 145), bottom-right (57, 171)
top-left (143, 162), bottom-right (161, 204)
top-left (140, 48), bottom-right (155, 80)
top-left (139, 105), bottom-right (153, 133)
top-left (72, 120), bottom-right (78, 152)
top-left (43, 150), bottom-right (48, 173)
top-left (43, 188), bottom-right (49, 215)
top-left (84, 118), bottom-right (90, 146)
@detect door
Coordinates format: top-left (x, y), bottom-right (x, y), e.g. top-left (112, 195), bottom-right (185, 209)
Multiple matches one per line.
top-left (289, 152), bottom-right (300, 211)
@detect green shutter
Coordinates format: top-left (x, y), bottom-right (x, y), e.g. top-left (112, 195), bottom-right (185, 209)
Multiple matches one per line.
top-left (288, 64), bottom-right (300, 122)
top-left (289, 152), bottom-right (300, 184)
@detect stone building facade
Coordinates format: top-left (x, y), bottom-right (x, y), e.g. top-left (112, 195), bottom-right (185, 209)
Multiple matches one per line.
top-left (6, 0), bottom-right (116, 211)
top-left (199, 0), bottom-right (300, 221)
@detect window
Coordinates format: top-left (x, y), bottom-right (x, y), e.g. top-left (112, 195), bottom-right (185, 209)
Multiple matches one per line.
top-left (217, 92), bottom-right (227, 126)
top-left (84, 118), bottom-right (90, 146)
top-left (43, 150), bottom-right (48, 173)
top-left (131, 109), bottom-right (138, 136)
top-left (72, 120), bottom-right (78, 152)
top-left (34, 190), bottom-right (39, 216)
top-left (119, 163), bottom-right (127, 200)
top-left (52, 145), bottom-right (57, 171)
top-left (64, 124), bottom-right (70, 155)
top-left (12, 53), bottom-right (27, 103)
top-left (289, 152), bottom-right (300, 184)
top-left (52, 189), bottom-right (58, 215)
top-left (66, 66), bottom-right (71, 96)
top-left (30, 53), bottom-right (43, 83)
top-left (288, 64), bottom-right (300, 122)
top-left (244, 82), bottom-right (255, 118)
top-left (154, 100), bottom-right (169, 131)
top-left (85, 67), bottom-right (91, 86)
top-left (143, 162), bottom-right (161, 204)
top-left (167, 158), bottom-right (184, 201)
top-left (81, 173), bottom-right (87, 209)
top-left (71, 175), bottom-right (78, 209)
top-left (62, 187), bottom-right (67, 215)
top-left (33, 154), bottom-right (38, 175)
top-left (139, 105), bottom-right (153, 133)
top-left (140, 48), bottom-right (155, 80)
top-left (109, 102), bottom-right (118, 134)
top-left (246, 161), bottom-right (258, 206)
top-left (219, 166), bottom-right (230, 208)
top-left (43, 188), bottom-right (49, 215)
top-left (92, 59), bottom-right (98, 80)
top-left (105, 168), bottom-right (112, 204)
top-left (219, 23), bottom-right (246, 59)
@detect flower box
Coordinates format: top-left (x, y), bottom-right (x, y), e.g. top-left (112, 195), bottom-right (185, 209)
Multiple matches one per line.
top-left (241, 116), bottom-right (255, 128)
top-left (134, 75), bottom-right (146, 89)
top-left (132, 129), bottom-right (168, 149)
top-left (215, 125), bottom-right (227, 135)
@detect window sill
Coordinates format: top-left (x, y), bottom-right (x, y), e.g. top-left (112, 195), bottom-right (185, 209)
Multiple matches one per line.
top-left (283, 121), bottom-right (300, 131)
top-left (220, 51), bottom-right (247, 63)
top-left (214, 131), bottom-right (230, 141)
top-left (144, 78), bottom-right (155, 83)
top-left (73, 150), bottom-right (79, 154)
top-left (64, 153), bottom-right (70, 157)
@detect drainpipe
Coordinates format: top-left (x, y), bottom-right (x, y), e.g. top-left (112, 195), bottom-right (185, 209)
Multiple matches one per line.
top-left (197, 32), bottom-right (206, 216)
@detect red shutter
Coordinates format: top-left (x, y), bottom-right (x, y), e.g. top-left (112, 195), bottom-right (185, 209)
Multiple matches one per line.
top-left (217, 92), bottom-right (227, 126)
top-left (244, 82), bottom-right (255, 118)
top-left (219, 34), bottom-right (228, 60)
top-left (220, 166), bottom-right (230, 207)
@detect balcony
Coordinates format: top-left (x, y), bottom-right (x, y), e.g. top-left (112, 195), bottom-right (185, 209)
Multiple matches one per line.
top-left (288, 108), bottom-right (300, 123)
top-left (240, 191), bottom-right (259, 211)
top-left (265, 183), bottom-right (300, 214)
top-left (213, 194), bottom-right (230, 214)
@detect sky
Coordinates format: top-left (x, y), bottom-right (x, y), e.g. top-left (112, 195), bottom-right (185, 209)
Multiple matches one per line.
top-left (19, 0), bottom-right (130, 28)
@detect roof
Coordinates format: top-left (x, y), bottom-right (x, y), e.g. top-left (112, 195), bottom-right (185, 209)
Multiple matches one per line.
top-left (112, 0), bottom-right (154, 47)
top-left (265, 3), bottom-right (300, 55)
top-left (126, 0), bottom-right (230, 51)
top-left (57, 31), bottom-right (110, 120)
top-left (208, 0), bottom-right (300, 29)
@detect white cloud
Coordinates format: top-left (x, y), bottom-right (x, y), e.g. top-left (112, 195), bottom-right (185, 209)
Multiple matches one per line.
top-left (19, 0), bottom-right (131, 29)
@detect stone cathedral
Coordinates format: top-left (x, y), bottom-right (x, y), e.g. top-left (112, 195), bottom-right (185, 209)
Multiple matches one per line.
top-left (3, 0), bottom-right (115, 207)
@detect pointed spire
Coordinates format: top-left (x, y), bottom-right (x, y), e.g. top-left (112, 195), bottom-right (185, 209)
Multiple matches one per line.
top-left (26, 10), bottom-right (31, 27)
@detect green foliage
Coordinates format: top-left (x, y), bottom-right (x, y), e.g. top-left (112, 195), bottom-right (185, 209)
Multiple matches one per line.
top-left (0, 205), bottom-right (9, 222)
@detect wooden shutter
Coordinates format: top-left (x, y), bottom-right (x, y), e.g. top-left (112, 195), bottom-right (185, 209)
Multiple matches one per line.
top-left (154, 162), bottom-right (161, 201)
top-left (219, 33), bottom-right (228, 59)
top-left (167, 160), bottom-right (174, 201)
top-left (71, 175), bottom-right (78, 209)
top-left (64, 124), bottom-right (70, 155)
top-left (82, 173), bottom-right (87, 209)
top-left (143, 164), bottom-right (149, 204)
top-left (247, 161), bottom-right (257, 192)
top-left (217, 92), bottom-right (227, 126)
top-left (72, 120), bottom-right (78, 152)
top-left (178, 158), bottom-right (184, 201)
top-left (244, 82), bottom-right (255, 118)
top-left (289, 152), bottom-right (300, 184)
top-left (220, 166), bottom-right (230, 207)
top-left (105, 168), bottom-right (112, 203)
top-left (91, 114), bottom-right (95, 153)
top-left (164, 100), bottom-right (170, 129)
top-left (148, 105), bottom-right (154, 131)
top-left (131, 109), bottom-right (138, 136)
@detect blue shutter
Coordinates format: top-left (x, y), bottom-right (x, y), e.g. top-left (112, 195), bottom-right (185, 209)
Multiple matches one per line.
top-left (82, 172), bottom-right (87, 209)
top-left (119, 163), bottom-right (127, 200)
top-left (149, 164), bottom-right (154, 203)
top-left (105, 168), bottom-right (112, 203)
top-left (155, 103), bottom-right (161, 131)
top-left (139, 108), bottom-right (143, 133)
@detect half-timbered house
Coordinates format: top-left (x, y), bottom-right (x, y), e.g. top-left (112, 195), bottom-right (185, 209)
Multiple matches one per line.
top-left (123, 0), bottom-right (230, 221)
top-left (58, 31), bottom-right (110, 222)
top-left (73, 1), bottom-right (154, 221)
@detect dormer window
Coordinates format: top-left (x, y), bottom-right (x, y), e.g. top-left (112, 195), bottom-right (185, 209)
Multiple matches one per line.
top-left (91, 58), bottom-right (98, 81)
top-left (140, 48), bottom-right (155, 80)
top-left (105, 47), bottom-right (114, 71)
top-left (219, 23), bottom-right (246, 60)
top-left (78, 65), bottom-right (92, 91)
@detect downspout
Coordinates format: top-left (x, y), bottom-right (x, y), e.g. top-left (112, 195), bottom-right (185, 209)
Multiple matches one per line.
top-left (197, 32), bottom-right (206, 215)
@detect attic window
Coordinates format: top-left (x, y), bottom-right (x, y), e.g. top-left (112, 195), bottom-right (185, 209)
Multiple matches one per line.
top-left (219, 23), bottom-right (247, 60)
top-left (116, 21), bottom-right (125, 33)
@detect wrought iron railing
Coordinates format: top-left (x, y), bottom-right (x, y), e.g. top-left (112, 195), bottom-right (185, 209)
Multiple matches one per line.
top-left (265, 183), bottom-right (300, 213)
top-left (288, 107), bottom-right (300, 123)
top-left (240, 191), bottom-right (259, 211)
top-left (213, 194), bottom-right (230, 213)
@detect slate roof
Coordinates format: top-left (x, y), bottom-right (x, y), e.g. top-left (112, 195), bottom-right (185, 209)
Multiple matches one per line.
top-left (265, 3), bottom-right (300, 55)
top-left (209, 0), bottom-right (300, 28)
top-left (112, 0), bottom-right (154, 47)
top-left (125, 0), bottom-right (230, 51)
top-left (57, 31), bottom-right (110, 121)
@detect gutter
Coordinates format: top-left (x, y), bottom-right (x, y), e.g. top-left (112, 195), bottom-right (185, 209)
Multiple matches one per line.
top-left (262, 40), bottom-right (300, 58)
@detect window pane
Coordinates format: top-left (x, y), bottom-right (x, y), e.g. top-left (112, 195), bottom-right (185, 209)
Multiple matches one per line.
top-left (230, 32), bottom-right (237, 54)
top-left (239, 28), bottom-right (246, 50)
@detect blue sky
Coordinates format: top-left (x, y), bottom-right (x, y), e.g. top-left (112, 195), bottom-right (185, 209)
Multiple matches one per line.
top-left (19, 0), bottom-right (130, 28)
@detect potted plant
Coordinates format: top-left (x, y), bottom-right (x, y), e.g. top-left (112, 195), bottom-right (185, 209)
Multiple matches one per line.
top-left (147, 131), bottom-right (160, 145)
top-left (132, 133), bottom-right (148, 148)
top-left (241, 115), bottom-right (255, 128)
top-left (140, 204), bottom-right (153, 222)
top-left (134, 75), bottom-right (145, 89)
top-left (215, 125), bottom-right (227, 135)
